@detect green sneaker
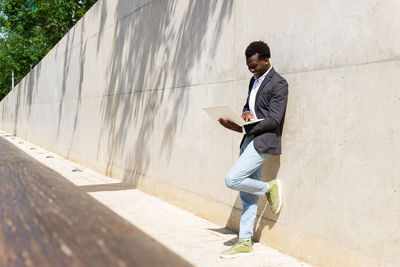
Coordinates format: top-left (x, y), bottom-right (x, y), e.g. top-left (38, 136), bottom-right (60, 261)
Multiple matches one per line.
top-left (266, 179), bottom-right (282, 214)
top-left (220, 238), bottom-right (254, 259)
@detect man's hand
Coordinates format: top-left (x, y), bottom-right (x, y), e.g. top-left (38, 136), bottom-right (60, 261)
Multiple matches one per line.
top-left (241, 111), bottom-right (255, 122)
top-left (218, 118), bottom-right (242, 133)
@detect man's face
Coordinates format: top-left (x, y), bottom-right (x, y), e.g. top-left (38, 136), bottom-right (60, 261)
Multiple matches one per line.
top-left (246, 53), bottom-right (270, 78)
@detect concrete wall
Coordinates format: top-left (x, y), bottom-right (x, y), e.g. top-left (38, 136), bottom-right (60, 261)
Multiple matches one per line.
top-left (1, 0), bottom-right (399, 266)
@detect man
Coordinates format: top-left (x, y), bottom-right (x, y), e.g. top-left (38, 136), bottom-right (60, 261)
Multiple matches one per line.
top-left (218, 41), bottom-right (288, 259)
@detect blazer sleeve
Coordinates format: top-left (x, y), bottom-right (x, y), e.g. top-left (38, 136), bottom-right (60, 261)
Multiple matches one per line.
top-left (243, 79), bottom-right (288, 136)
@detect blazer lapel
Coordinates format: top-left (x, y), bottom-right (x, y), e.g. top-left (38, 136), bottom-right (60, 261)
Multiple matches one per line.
top-left (255, 67), bottom-right (275, 102)
top-left (248, 77), bottom-right (255, 93)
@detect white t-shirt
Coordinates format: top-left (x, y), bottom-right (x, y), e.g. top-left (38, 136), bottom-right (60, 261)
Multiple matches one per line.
top-left (242, 66), bottom-right (272, 133)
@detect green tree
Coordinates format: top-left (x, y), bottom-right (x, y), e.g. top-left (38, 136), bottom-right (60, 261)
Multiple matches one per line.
top-left (0, 0), bottom-right (97, 100)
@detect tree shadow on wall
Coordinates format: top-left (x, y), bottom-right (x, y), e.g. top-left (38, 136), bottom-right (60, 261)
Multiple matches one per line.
top-left (12, 61), bottom-right (42, 137)
top-left (210, 155), bottom-right (282, 245)
top-left (57, 23), bottom-right (87, 155)
top-left (95, 0), bottom-right (233, 186)
top-left (8, 14), bottom-right (87, 149)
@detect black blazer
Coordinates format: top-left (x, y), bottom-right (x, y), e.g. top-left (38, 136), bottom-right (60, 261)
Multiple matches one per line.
top-left (241, 67), bottom-right (288, 155)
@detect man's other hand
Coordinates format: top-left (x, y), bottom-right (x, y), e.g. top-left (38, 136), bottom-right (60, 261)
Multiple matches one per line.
top-left (218, 118), bottom-right (242, 133)
top-left (241, 112), bottom-right (255, 122)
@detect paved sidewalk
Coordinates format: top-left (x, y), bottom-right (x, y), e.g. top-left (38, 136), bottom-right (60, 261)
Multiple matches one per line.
top-left (0, 130), bottom-right (311, 267)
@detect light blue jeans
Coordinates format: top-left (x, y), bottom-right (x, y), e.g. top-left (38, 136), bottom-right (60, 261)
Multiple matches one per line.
top-left (225, 136), bottom-right (270, 239)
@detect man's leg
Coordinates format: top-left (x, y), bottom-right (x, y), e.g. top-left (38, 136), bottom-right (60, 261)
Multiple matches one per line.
top-left (238, 166), bottom-right (263, 239)
top-left (224, 139), bottom-right (270, 196)
top-left (226, 137), bottom-right (270, 238)
top-left (221, 139), bottom-right (269, 258)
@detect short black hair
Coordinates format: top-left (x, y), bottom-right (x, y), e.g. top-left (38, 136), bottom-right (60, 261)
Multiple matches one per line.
top-left (245, 41), bottom-right (270, 59)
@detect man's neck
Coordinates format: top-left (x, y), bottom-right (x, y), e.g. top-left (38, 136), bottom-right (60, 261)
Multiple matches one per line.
top-left (255, 65), bottom-right (272, 81)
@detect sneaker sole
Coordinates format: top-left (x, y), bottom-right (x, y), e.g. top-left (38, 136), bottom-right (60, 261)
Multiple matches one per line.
top-left (274, 179), bottom-right (282, 214)
top-left (220, 251), bottom-right (255, 259)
